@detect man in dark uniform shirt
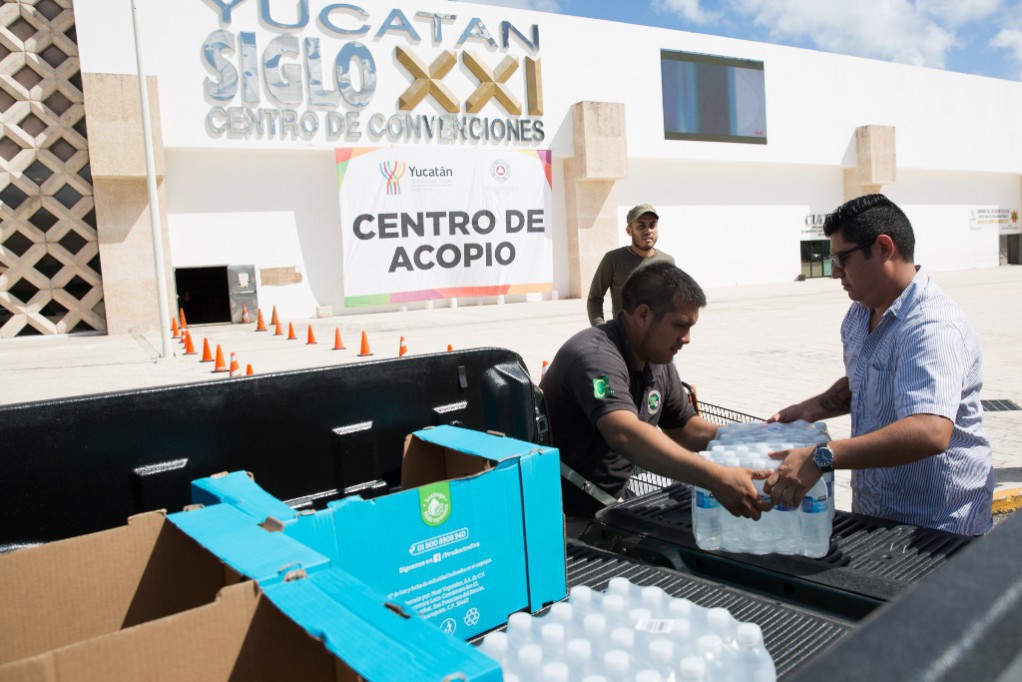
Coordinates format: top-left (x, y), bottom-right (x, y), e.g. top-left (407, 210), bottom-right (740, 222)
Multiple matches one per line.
top-left (541, 262), bottom-right (770, 521)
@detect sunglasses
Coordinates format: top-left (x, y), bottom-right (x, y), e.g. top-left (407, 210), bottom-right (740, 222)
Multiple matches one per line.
top-left (830, 237), bottom-right (876, 270)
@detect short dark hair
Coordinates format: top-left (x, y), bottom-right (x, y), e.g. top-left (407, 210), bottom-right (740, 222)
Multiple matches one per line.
top-left (823, 193), bottom-right (915, 261)
top-left (621, 262), bottom-right (706, 319)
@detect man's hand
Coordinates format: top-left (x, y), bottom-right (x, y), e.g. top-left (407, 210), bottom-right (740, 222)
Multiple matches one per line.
top-left (763, 446), bottom-right (821, 509)
top-left (711, 467), bottom-right (773, 521)
top-left (767, 401), bottom-right (813, 424)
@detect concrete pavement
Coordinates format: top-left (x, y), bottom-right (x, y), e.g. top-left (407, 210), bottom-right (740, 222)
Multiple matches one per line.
top-left (2, 266), bottom-right (1020, 515)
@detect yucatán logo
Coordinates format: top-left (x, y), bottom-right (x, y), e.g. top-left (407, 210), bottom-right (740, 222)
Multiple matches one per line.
top-left (647, 389), bottom-right (662, 415)
top-left (490, 159), bottom-right (511, 182)
top-left (380, 161), bottom-right (406, 195)
top-left (419, 481), bottom-right (452, 527)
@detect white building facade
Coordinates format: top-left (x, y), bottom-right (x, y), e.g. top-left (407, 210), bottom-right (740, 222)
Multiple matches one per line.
top-left (2, 0), bottom-right (1020, 336)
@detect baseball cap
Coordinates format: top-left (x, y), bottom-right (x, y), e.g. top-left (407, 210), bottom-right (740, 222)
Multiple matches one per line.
top-left (627, 204), bottom-right (659, 224)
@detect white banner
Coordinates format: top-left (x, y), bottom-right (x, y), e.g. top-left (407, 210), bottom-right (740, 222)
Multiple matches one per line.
top-left (969, 207), bottom-right (1021, 234)
top-left (337, 147), bottom-right (553, 306)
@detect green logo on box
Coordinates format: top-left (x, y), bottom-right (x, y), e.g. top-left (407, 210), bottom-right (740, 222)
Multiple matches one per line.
top-left (419, 481), bottom-right (452, 527)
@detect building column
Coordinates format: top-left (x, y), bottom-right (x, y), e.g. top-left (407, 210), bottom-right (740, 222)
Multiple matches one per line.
top-left (563, 102), bottom-right (628, 299)
top-left (81, 73), bottom-right (172, 335)
top-left (844, 125), bottom-right (896, 201)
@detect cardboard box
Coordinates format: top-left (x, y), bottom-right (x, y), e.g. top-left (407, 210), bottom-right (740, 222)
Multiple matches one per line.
top-left (192, 425), bottom-right (567, 640)
top-left (0, 508), bottom-right (327, 666)
top-left (0, 576), bottom-right (502, 681)
top-left (0, 511), bottom-right (233, 665)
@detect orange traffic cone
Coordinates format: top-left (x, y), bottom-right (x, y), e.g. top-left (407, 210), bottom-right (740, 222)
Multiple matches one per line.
top-left (179, 308), bottom-right (188, 330)
top-left (271, 305), bottom-right (279, 326)
top-left (399, 336), bottom-right (408, 357)
top-left (183, 330), bottom-right (197, 355)
top-left (306, 325), bottom-right (317, 345)
top-left (255, 309), bottom-right (267, 332)
top-left (541, 360), bottom-right (549, 379)
top-left (332, 327), bottom-right (346, 350)
top-left (228, 352), bottom-right (241, 377)
top-left (245, 364), bottom-right (254, 376)
top-left (274, 318), bottom-right (283, 336)
top-left (241, 305), bottom-right (251, 324)
top-left (212, 344), bottom-right (228, 373)
top-left (287, 322), bottom-right (297, 340)
top-left (447, 344), bottom-right (453, 352)
top-left (357, 331), bottom-right (373, 357)
top-left (200, 338), bottom-right (213, 363)
top-left (171, 316), bottom-right (180, 339)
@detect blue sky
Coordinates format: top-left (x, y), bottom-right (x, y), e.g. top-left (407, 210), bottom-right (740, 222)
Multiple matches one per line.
top-left (451, 0), bottom-right (1022, 82)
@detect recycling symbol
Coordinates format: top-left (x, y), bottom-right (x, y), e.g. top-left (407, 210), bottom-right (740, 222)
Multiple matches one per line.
top-left (464, 608), bottom-right (480, 627)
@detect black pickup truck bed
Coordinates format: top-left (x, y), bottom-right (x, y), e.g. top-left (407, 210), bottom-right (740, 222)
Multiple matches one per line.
top-left (2, 348), bottom-right (1020, 680)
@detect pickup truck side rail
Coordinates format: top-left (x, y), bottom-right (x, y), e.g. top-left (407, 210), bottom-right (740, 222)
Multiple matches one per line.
top-left (0, 348), bottom-right (547, 551)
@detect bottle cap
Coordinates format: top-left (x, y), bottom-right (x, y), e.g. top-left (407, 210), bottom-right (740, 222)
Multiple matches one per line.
top-left (517, 643), bottom-right (542, 668)
top-left (679, 656), bottom-right (707, 680)
top-left (737, 622), bottom-right (764, 646)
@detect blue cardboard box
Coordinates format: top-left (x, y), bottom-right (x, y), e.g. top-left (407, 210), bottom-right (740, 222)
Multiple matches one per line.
top-left (162, 503), bottom-right (501, 680)
top-left (192, 425), bottom-right (567, 640)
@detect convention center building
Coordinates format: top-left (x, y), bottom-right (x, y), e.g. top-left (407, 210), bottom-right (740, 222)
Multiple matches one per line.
top-left (1, 0), bottom-right (1020, 337)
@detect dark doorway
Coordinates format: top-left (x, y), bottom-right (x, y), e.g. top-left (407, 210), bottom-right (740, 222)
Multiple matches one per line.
top-left (175, 266), bottom-right (230, 325)
top-left (800, 240), bottom-right (832, 279)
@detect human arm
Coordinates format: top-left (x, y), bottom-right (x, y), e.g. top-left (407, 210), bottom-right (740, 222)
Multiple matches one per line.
top-left (764, 413), bottom-right (953, 508)
top-left (768, 377), bottom-right (852, 423)
top-left (662, 415), bottom-right (718, 453)
top-left (586, 256), bottom-right (614, 326)
top-left (597, 410), bottom-right (770, 519)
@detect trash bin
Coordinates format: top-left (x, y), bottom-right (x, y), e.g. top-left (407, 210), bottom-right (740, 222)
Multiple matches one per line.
top-left (227, 265), bottom-right (258, 324)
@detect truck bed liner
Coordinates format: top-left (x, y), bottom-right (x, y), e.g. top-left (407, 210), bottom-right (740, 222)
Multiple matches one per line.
top-left (584, 484), bottom-right (972, 619)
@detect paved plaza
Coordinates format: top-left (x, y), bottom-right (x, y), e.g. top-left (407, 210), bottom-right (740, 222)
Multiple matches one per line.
top-left (2, 266), bottom-right (1020, 514)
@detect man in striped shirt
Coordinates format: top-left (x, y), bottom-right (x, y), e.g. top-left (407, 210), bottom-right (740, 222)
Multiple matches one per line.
top-left (764, 194), bottom-right (993, 536)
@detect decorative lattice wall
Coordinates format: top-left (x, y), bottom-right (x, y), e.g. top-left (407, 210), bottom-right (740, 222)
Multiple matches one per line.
top-left (0, 0), bottom-right (103, 337)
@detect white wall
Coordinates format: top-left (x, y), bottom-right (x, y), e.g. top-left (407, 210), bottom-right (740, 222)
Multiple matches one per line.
top-left (165, 149), bottom-right (342, 317)
top-left (887, 170), bottom-right (1016, 272)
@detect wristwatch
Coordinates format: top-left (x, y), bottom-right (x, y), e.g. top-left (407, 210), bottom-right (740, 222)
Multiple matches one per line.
top-left (812, 443), bottom-right (835, 473)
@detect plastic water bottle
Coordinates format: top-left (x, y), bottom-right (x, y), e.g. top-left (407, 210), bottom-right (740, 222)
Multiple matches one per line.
top-left (583, 612), bottom-right (609, 647)
top-left (697, 634), bottom-right (729, 681)
top-left (513, 642), bottom-right (543, 679)
top-left (677, 656), bottom-right (708, 681)
top-left (749, 455), bottom-right (780, 555)
top-left (692, 453), bottom-right (723, 551)
top-left (645, 638), bottom-right (677, 679)
top-left (706, 607), bottom-right (737, 647)
top-left (800, 478), bottom-right (831, 558)
top-left (566, 637), bottom-right (594, 671)
top-left (733, 623), bottom-right (777, 682)
top-left (506, 611), bottom-right (533, 647)
top-left (541, 621), bottom-right (566, 658)
top-left (640, 585), bottom-right (668, 615)
top-left (542, 661), bottom-right (570, 681)
top-left (604, 649), bottom-right (631, 680)
top-left (478, 631), bottom-right (509, 664)
top-left (772, 495), bottom-right (801, 555)
top-left (719, 455), bottom-right (746, 552)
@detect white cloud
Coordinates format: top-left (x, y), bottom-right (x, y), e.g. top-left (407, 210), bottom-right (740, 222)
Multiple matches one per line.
top-left (447, 0), bottom-right (562, 11)
top-left (727, 0), bottom-right (956, 68)
top-left (653, 0), bottom-right (722, 25)
top-left (916, 0), bottom-right (1003, 27)
top-left (991, 28), bottom-right (1022, 79)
